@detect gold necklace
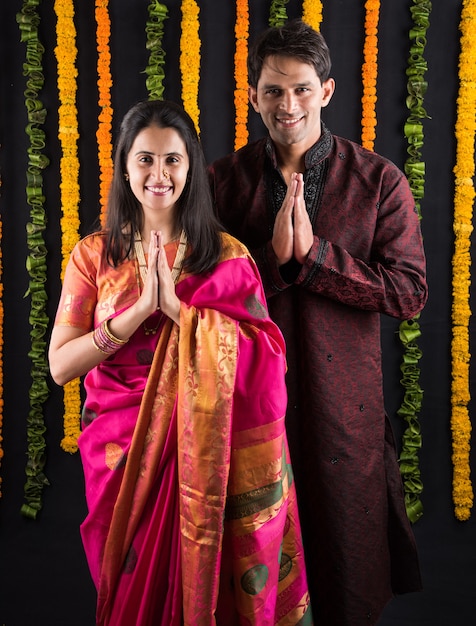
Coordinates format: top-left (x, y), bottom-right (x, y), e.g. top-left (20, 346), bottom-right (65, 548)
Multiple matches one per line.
top-left (134, 230), bottom-right (188, 334)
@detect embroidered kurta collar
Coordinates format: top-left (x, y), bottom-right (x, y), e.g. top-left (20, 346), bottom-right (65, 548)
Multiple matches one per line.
top-left (264, 122), bottom-right (333, 170)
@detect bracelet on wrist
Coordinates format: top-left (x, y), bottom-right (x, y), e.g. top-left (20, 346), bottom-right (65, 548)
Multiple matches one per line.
top-left (92, 319), bottom-right (128, 355)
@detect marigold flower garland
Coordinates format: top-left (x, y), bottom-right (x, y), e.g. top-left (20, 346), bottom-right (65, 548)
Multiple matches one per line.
top-left (361, 0), bottom-right (380, 150)
top-left (54, 0), bottom-right (82, 454)
top-left (0, 214), bottom-right (3, 497)
top-left (451, 0), bottom-right (476, 522)
top-left (269, 0), bottom-right (288, 27)
top-left (234, 0), bottom-right (249, 150)
top-left (16, 0), bottom-right (50, 518)
top-left (302, 0), bottom-right (323, 31)
top-left (180, 0), bottom-right (201, 134)
top-left (95, 0), bottom-right (114, 226)
top-left (396, 0), bottom-right (431, 524)
top-left (145, 1), bottom-right (169, 100)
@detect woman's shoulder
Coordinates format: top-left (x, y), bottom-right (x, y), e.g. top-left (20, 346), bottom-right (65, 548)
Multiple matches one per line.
top-left (219, 231), bottom-right (251, 262)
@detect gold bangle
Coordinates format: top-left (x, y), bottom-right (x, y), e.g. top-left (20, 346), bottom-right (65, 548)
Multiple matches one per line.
top-left (103, 318), bottom-right (128, 345)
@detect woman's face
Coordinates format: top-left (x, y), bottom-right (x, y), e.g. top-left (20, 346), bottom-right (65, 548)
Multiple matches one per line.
top-left (125, 124), bottom-right (190, 223)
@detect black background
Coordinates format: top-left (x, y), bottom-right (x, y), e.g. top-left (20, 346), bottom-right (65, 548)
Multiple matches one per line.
top-left (0, 1), bottom-right (475, 624)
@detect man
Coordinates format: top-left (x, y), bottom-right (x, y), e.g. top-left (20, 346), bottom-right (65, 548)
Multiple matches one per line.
top-left (209, 18), bottom-right (427, 626)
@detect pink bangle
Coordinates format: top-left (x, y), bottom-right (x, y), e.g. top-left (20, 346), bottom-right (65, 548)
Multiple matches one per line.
top-left (92, 319), bottom-right (128, 354)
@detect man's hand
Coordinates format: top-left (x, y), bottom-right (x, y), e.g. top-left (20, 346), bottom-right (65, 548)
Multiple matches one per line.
top-left (292, 173), bottom-right (313, 264)
top-left (271, 174), bottom-right (298, 265)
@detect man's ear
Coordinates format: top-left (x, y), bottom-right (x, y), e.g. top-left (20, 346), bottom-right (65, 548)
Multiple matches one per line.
top-left (248, 86), bottom-right (260, 113)
top-left (321, 78), bottom-right (335, 108)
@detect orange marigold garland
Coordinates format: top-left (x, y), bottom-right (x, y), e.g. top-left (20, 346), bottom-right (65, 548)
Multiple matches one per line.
top-left (95, 0), bottom-right (114, 226)
top-left (16, 0), bottom-right (51, 518)
top-left (54, 0), bottom-right (82, 454)
top-left (180, 0), bottom-right (201, 134)
top-left (361, 0), bottom-right (380, 150)
top-left (234, 0), bottom-right (249, 150)
top-left (302, 0), bottom-right (323, 31)
top-left (451, 0), bottom-right (476, 521)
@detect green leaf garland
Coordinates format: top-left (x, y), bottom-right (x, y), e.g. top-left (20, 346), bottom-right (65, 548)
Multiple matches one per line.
top-left (269, 0), bottom-right (288, 27)
top-left (144, 1), bottom-right (169, 100)
top-left (16, 0), bottom-right (50, 519)
top-left (398, 0), bottom-right (432, 523)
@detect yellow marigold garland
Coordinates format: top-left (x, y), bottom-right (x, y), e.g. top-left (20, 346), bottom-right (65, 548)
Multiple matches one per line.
top-left (180, 0), bottom-right (201, 134)
top-left (302, 0), bottom-right (323, 31)
top-left (361, 0), bottom-right (380, 150)
top-left (234, 0), bottom-right (249, 150)
top-left (451, 0), bottom-right (476, 521)
top-left (95, 0), bottom-right (114, 226)
top-left (54, 0), bottom-right (82, 454)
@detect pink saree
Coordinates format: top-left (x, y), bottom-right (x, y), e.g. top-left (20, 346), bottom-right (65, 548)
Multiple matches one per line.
top-left (55, 232), bottom-right (312, 625)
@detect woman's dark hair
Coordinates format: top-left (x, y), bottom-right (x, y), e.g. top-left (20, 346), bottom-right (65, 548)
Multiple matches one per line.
top-left (106, 99), bottom-right (222, 274)
top-left (247, 18), bottom-right (332, 88)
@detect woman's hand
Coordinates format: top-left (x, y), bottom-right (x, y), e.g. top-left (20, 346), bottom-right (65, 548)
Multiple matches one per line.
top-left (155, 230), bottom-right (181, 325)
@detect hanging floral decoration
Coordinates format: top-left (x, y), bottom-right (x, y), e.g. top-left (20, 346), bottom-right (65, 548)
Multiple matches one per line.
top-left (451, 0), bottom-right (476, 522)
top-left (180, 0), bottom-right (201, 134)
top-left (269, 0), bottom-right (288, 27)
top-left (396, 0), bottom-right (431, 524)
top-left (95, 0), bottom-right (114, 226)
top-left (0, 205), bottom-right (3, 497)
top-left (16, 0), bottom-right (50, 518)
top-left (54, 0), bottom-right (82, 455)
top-left (145, 1), bottom-right (169, 100)
top-left (234, 0), bottom-right (249, 150)
top-left (361, 0), bottom-right (380, 150)
top-left (397, 0), bottom-right (432, 525)
top-left (302, 0), bottom-right (323, 31)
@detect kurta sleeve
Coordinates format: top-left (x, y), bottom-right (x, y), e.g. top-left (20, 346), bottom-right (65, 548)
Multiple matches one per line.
top-left (295, 163), bottom-right (428, 320)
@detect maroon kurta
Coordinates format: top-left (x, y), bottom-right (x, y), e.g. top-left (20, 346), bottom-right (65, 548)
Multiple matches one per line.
top-left (209, 125), bottom-right (427, 626)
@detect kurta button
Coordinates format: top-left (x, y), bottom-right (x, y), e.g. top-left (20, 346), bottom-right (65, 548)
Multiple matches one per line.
top-left (359, 404), bottom-right (365, 411)
top-left (327, 354), bottom-right (333, 362)
top-left (331, 457), bottom-right (339, 464)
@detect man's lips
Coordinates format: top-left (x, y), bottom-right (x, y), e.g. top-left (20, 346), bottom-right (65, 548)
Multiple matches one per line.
top-left (275, 116), bottom-right (304, 126)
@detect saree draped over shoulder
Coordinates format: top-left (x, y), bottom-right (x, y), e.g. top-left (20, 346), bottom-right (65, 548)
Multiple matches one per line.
top-left (55, 231), bottom-right (312, 626)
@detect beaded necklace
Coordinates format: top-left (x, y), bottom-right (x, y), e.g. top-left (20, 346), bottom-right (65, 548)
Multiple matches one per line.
top-left (133, 230), bottom-right (188, 334)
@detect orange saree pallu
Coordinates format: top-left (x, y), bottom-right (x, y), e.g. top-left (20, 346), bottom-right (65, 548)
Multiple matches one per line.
top-left (58, 233), bottom-right (312, 625)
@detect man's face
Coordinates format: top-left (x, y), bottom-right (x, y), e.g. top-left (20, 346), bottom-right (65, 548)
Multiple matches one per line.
top-left (249, 55), bottom-right (334, 151)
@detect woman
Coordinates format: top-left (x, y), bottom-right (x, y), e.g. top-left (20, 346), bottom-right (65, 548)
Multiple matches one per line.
top-left (49, 100), bottom-right (312, 626)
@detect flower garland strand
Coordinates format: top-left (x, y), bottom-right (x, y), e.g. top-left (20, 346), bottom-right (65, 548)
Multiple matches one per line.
top-left (361, 0), bottom-right (380, 150)
top-left (302, 0), bottom-right (323, 31)
top-left (269, 0), bottom-right (288, 27)
top-left (95, 0), bottom-right (114, 226)
top-left (451, 0), bottom-right (476, 521)
top-left (16, 0), bottom-right (51, 519)
top-left (0, 210), bottom-right (3, 497)
top-left (180, 0), bottom-right (201, 134)
top-left (144, 1), bottom-right (169, 100)
top-left (54, 0), bottom-right (82, 454)
top-left (396, 0), bottom-right (432, 524)
top-left (234, 0), bottom-right (249, 150)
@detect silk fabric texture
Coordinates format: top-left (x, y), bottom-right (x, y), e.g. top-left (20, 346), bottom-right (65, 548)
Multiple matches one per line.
top-left (55, 232), bottom-right (312, 625)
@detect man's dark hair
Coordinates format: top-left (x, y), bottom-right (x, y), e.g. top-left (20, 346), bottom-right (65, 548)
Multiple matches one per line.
top-left (247, 18), bottom-right (332, 88)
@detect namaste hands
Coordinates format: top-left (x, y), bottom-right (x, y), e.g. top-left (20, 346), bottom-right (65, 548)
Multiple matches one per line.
top-left (272, 172), bottom-right (313, 266)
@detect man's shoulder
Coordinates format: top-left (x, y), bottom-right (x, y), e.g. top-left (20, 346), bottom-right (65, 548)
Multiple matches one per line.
top-left (332, 134), bottom-right (402, 171)
top-left (210, 137), bottom-right (268, 172)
